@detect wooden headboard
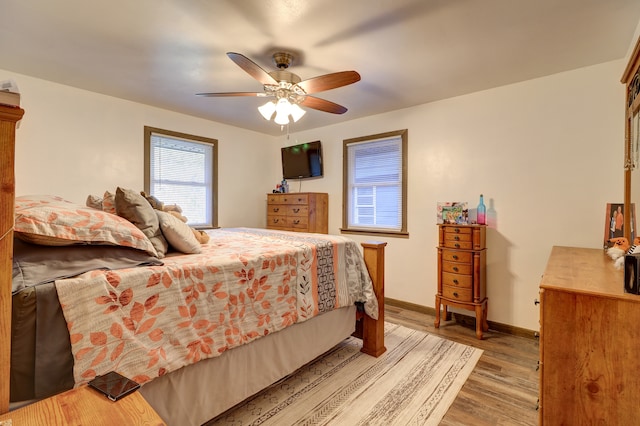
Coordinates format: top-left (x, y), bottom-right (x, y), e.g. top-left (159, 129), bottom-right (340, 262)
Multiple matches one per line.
top-left (0, 104), bottom-right (25, 414)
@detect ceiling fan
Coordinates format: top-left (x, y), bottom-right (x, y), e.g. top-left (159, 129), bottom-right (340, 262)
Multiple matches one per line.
top-left (197, 51), bottom-right (361, 125)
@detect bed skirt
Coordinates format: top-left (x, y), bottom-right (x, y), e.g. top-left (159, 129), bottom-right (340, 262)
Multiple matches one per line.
top-left (140, 305), bottom-right (357, 426)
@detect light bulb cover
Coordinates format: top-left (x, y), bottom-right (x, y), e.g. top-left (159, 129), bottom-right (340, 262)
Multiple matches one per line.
top-left (258, 101), bottom-right (276, 120)
top-left (275, 98), bottom-right (292, 116)
top-left (290, 103), bottom-right (306, 122)
top-left (274, 109), bottom-right (290, 125)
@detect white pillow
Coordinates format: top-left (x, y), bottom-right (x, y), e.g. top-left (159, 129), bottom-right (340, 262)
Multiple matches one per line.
top-left (156, 210), bottom-right (202, 254)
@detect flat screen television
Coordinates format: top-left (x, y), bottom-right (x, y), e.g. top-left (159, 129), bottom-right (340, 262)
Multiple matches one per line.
top-left (281, 141), bottom-right (323, 179)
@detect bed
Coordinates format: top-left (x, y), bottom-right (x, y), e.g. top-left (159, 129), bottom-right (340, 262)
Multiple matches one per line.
top-left (1, 111), bottom-right (386, 425)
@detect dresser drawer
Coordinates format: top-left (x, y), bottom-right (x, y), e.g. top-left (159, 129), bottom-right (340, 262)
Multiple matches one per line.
top-left (441, 250), bottom-right (472, 264)
top-left (267, 204), bottom-right (287, 214)
top-left (444, 231), bottom-right (472, 247)
top-left (267, 194), bottom-right (285, 204)
top-left (443, 262), bottom-right (472, 275)
top-left (442, 271), bottom-right (473, 288)
top-left (442, 226), bottom-right (472, 236)
top-left (443, 285), bottom-right (473, 302)
top-left (443, 240), bottom-right (473, 250)
top-left (267, 214), bottom-right (287, 228)
top-left (286, 205), bottom-right (309, 217)
top-left (287, 216), bottom-right (309, 229)
top-left (280, 194), bottom-right (308, 205)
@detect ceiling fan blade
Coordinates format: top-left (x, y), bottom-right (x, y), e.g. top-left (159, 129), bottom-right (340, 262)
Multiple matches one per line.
top-left (301, 96), bottom-right (348, 114)
top-left (296, 71), bottom-right (361, 94)
top-left (227, 52), bottom-right (277, 85)
top-left (196, 92), bottom-right (267, 97)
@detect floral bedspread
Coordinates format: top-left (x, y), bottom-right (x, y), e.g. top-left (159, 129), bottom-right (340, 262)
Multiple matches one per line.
top-left (54, 228), bottom-right (377, 387)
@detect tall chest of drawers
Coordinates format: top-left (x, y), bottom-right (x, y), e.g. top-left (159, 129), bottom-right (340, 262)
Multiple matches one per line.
top-left (266, 192), bottom-right (328, 234)
top-left (435, 224), bottom-right (488, 339)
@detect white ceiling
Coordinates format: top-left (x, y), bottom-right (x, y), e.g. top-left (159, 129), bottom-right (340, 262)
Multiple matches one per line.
top-left (1, 0), bottom-right (639, 136)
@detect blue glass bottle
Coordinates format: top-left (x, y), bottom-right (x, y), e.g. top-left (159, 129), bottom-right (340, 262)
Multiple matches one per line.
top-left (477, 194), bottom-right (486, 225)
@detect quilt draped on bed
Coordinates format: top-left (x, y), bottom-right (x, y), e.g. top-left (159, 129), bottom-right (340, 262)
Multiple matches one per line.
top-left (54, 228), bottom-right (377, 387)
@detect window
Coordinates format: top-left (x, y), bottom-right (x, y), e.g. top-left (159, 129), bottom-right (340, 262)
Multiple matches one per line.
top-left (144, 126), bottom-right (217, 228)
top-left (342, 129), bottom-right (408, 237)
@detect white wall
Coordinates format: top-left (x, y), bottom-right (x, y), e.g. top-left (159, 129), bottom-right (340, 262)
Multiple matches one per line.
top-left (3, 57), bottom-right (627, 332)
top-left (3, 71), bottom-right (279, 228)
top-left (277, 59), bottom-right (626, 331)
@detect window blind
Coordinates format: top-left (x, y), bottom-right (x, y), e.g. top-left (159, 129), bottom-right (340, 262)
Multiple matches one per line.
top-left (150, 133), bottom-right (214, 227)
top-left (346, 135), bottom-right (402, 231)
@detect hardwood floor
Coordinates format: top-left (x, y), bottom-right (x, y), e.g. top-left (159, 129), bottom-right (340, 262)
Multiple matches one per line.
top-left (385, 304), bottom-right (539, 425)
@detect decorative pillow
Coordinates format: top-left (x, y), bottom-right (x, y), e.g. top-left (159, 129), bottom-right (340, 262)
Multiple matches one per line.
top-left (156, 210), bottom-right (202, 254)
top-left (86, 194), bottom-right (103, 210)
top-left (102, 190), bottom-right (116, 214)
top-left (14, 195), bottom-right (158, 256)
top-left (115, 187), bottom-right (168, 258)
top-left (12, 238), bottom-right (163, 294)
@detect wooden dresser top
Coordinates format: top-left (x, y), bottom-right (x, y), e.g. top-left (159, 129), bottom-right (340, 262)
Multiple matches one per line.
top-left (540, 246), bottom-right (640, 302)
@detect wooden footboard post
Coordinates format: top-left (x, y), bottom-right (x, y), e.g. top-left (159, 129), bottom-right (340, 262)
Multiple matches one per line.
top-left (0, 106), bottom-right (25, 414)
top-left (360, 241), bottom-right (387, 357)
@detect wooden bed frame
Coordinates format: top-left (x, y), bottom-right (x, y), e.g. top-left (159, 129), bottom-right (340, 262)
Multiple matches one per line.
top-left (0, 104), bottom-right (386, 416)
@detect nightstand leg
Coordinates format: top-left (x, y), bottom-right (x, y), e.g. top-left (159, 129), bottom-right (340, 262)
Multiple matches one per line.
top-left (435, 295), bottom-right (441, 328)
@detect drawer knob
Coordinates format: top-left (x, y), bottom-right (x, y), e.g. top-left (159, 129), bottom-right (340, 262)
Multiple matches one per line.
top-left (453, 255), bottom-right (458, 260)
top-left (453, 292), bottom-right (459, 298)
top-left (454, 236), bottom-right (460, 241)
top-left (293, 208), bottom-right (300, 213)
top-left (454, 228), bottom-right (460, 233)
top-left (455, 243), bottom-right (461, 248)
top-left (273, 219), bottom-right (279, 223)
top-left (298, 198), bottom-right (303, 202)
top-left (293, 220), bottom-right (300, 224)
top-left (453, 279), bottom-right (459, 284)
top-left (453, 266), bottom-right (459, 272)
top-left (273, 207), bottom-right (279, 212)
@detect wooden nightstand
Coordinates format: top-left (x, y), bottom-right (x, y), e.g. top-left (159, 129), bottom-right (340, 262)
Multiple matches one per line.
top-left (0, 386), bottom-right (165, 425)
top-left (435, 224), bottom-right (488, 339)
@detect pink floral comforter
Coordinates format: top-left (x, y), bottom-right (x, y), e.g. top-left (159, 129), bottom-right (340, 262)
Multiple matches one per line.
top-left (54, 228), bottom-right (377, 387)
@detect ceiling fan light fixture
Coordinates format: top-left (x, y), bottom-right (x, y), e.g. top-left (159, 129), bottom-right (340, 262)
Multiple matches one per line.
top-left (274, 98), bottom-right (292, 125)
top-left (258, 101), bottom-right (276, 120)
top-left (290, 103), bottom-right (306, 122)
top-left (275, 98), bottom-right (292, 115)
top-left (199, 51), bottom-right (359, 128)
top-left (274, 110), bottom-right (290, 125)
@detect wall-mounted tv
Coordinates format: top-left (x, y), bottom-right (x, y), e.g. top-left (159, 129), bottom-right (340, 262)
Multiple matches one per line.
top-left (281, 140), bottom-right (323, 179)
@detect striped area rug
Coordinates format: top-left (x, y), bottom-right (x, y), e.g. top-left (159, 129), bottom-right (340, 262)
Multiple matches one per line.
top-left (207, 322), bottom-right (483, 425)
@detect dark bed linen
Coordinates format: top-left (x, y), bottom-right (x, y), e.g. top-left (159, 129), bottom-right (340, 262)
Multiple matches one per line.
top-left (10, 284), bottom-right (74, 401)
top-left (12, 238), bottom-right (163, 294)
top-left (10, 239), bottom-right (163, 402)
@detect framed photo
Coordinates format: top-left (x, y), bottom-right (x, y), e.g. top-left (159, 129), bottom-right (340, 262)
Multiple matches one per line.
top-left (437, 202), bottom-right (468, 224)
top-left (604, 203), bottom-right (636, 248)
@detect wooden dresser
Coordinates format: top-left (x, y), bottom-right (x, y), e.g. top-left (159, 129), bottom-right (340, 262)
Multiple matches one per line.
top-left (435, 224), bottom-right (488, 339)
top-left (538, 246), bottom-right (640, 424)
top-left (266, 192), bottom-right (328, 233)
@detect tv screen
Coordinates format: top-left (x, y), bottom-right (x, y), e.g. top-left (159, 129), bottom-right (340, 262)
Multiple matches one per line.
top-left (281, 141), bottom-right (323, 179)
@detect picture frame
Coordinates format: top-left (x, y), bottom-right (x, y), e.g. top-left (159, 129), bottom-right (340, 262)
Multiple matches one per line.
top-left (437, 202), bottom-right (468, 225)
top-left (604, 203), bottom-right (636, 248)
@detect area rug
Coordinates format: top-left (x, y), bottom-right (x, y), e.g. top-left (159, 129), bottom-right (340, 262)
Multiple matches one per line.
top-left (207, 322), bottom-right (483, 425)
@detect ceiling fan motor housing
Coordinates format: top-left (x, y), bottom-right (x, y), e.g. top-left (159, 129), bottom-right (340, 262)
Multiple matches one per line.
top-left (272, 51), bottom-right (294, 69)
